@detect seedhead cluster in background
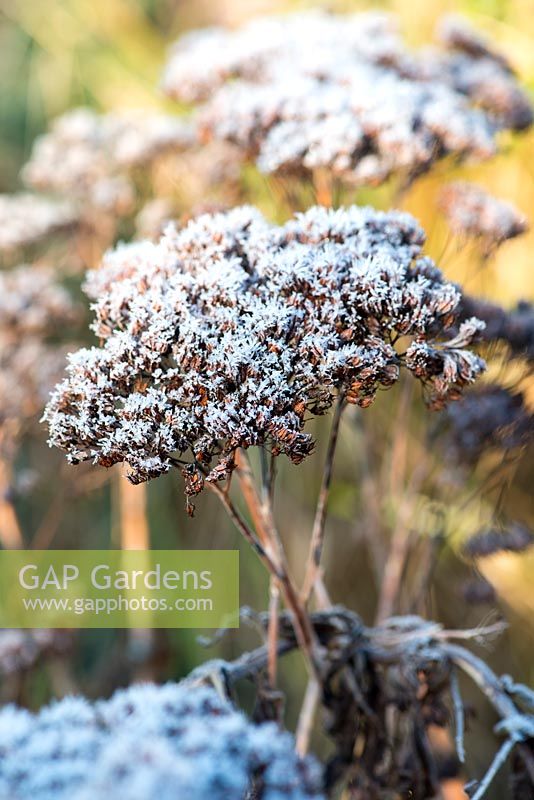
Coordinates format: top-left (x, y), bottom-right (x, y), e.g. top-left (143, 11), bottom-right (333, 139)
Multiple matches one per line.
top-left (163, 12), bottom-right (532, 187)
top-left (0, 7), bottom-right (533, 800)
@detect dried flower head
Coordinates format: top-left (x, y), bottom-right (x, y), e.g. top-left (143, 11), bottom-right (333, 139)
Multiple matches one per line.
top-left (44, 204), bottom-right (484, 488)
top-left (458, 296), bottom-right (534, 361)
top-left (461, 576), bottom-right (496, 605)
top-left (23, 108), bottom-right (194, 216)
top-left (462, 522), bottom-right (534, 558)
top-left (162, 11), bottom-right (531, 187)
top-left (438, 384), bottom-right (534, 464)
top-left (437, 15), bottom-right (512, 70)
top-left (0, 681), bottom-right (323, 799)
top-left (0, 265), bottom-right (79, 445)
top-left (440, 182), bottom-right (528, 247)
top-left (0, 265), bottom-right (79, 338)
top-left (435, 15), bottom-right (533, 130)
top-left (0, 629), bottom-right (72, 677)
top-left (0, 194), bottom-right (78, 256)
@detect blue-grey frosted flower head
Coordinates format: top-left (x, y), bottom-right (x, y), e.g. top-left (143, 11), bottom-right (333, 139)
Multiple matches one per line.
top-left (0, 681), bottom-right (324, 800)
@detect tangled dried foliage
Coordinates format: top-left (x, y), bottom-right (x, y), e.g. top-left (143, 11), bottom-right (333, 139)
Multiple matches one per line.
top-left (0, 194), bottom-right (78, 256)
top-left (162, 12), bottom-right (532, 186)
top-left (0, 682), bottom-right (323, 800)
top-left (192, 610), bottom-right (534, 800)
top-left (22, 108), bottom-right (195, 216)
top-left (440, 182), bottom-right (528, 247)
top-left (44, 205), bottom-right (485, 488)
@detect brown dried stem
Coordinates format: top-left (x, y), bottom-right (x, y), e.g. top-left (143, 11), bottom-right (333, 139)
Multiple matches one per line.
top-left (302, 395), bottom-right (345, 606)
top-left (205, 474), bottom-right (323, 680)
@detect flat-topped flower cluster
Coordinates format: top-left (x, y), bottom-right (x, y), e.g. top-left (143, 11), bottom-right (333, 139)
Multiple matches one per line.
top-left (0, 681), bottom-right (323, 800)
top-left (44, 204), bottom-right (484, 487)
top-left (22, 108), bottom-right (194, 216)
top-left (162, 11), bottom-right (532, 186)
top-left (440, 182), bottom-right (528, 246)
top-left (0, 266), bottom-right (79, 445)
top-left (0, 194), bottom-right (78, 256)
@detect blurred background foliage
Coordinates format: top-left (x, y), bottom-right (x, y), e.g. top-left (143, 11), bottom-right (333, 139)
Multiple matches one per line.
top-left (0, 0), bottom-right (533, 793)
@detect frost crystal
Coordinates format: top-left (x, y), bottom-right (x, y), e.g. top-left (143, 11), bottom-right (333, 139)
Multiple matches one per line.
top-left (440, 182), bottom-right (528, 245)
top-left (162, 11), bottom-right (531, 186)
top-left (23, 108), bottom-right (194, 215)
top-left (0, 682), bottom-right (323, 800)
top-left (44, 205), bottom-right (484, 487)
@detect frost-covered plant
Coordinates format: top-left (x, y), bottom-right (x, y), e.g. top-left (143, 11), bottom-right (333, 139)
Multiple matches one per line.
top-left (44, 204), bottom-right (484, 488)
top-left (0, 681), bottom-right (323, 800)
top-left (0, 265), bottom-right (79, 453)
top-left (462, 522), bottom-right (534, 558)
top-left (458, 295), bottom-right (534, 362)
top-left (0, 194), bottom-right (78, 258)
top-left (162, 12), bottom-right (532, 187)
top-left (440, 182), bottom-right (528, 248)
top-left (22, 108), bottom-right (194, 217)
top-left (0, 629), bottom-right (71, 677)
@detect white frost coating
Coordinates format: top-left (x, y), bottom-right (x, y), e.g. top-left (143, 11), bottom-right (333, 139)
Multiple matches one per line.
top-left (23, 108), bottom-right (194, 214)
top-left (163, 11), bottom-right (531, 185)
top-left (0, 682), bottom-right (324, 800)
top-left (44, 205), bottom-right (485, 489)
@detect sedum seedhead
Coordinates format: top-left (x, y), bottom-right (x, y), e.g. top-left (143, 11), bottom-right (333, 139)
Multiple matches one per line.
top-left (440, 182), bottom-right (528, 247)
top-left (162, 11), bottom-right (532, 187)
top-left (0, 194), bottom-right (78, 256)
top-left (0, 265), bottom-right (80, 447)
top-left (437, 383), bottom-right (534, 464)
top-left (22, 108), bottom-right (195, 216)
top-left (0, 681), bottom-right (324, 800)
top-left (44, 205), bottom-right (485, 488)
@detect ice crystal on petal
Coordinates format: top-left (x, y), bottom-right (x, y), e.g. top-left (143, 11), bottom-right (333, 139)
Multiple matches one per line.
top-left (45, 205), bottom-right (484, 487)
